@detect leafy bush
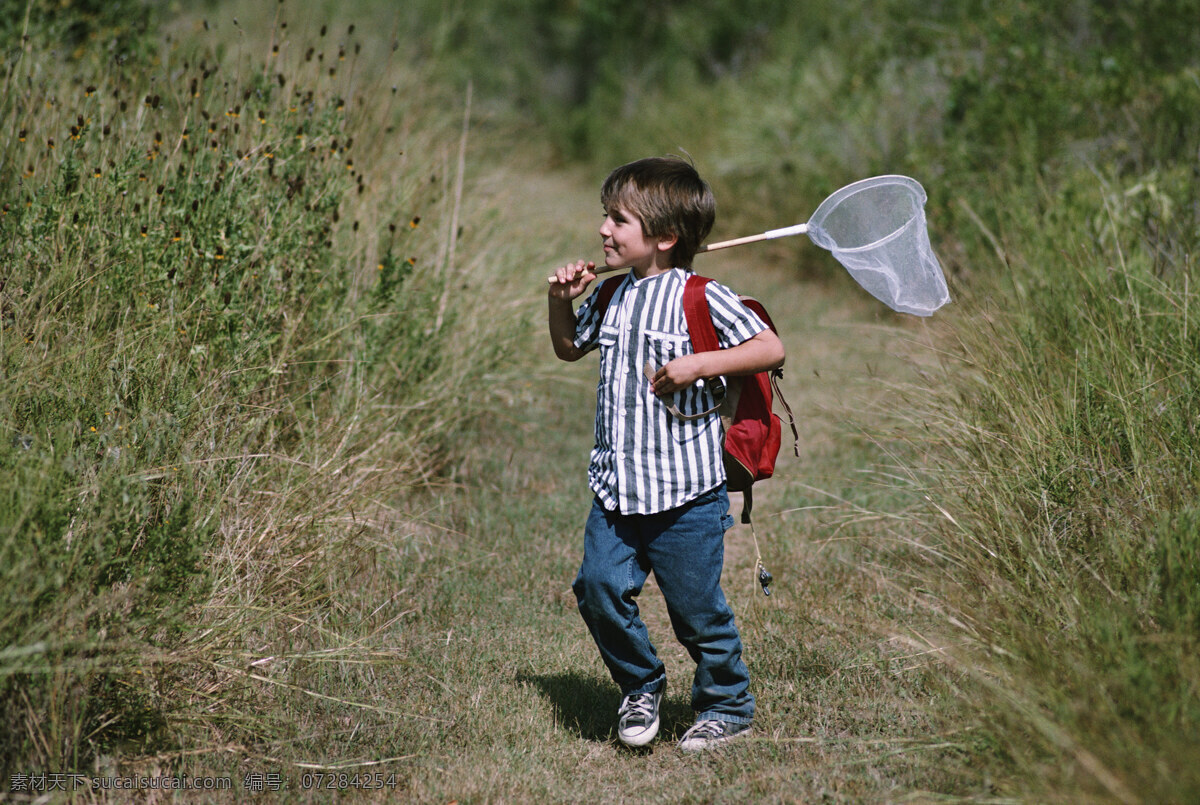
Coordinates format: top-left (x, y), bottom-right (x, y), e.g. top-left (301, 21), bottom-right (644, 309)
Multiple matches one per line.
top-left (0, 0), bottom-right (156, 61)
top-left (0, 2), bottom-right (495, 775)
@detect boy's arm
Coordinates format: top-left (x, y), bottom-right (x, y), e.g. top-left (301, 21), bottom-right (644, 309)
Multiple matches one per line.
top-left (548, 259), bottom-right (597, 362)
top-left (649, 328), bottom-right (784, 396)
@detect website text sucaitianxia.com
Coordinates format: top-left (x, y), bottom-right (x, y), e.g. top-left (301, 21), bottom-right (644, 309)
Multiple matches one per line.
top-left (8, 770), bottom-right (400, 793)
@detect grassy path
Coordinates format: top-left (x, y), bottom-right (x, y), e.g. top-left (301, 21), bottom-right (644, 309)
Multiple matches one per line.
top-left (377, 165), bottom-right (987, 803)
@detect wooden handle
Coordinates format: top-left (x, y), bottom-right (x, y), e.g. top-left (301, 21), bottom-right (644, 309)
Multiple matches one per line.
top-left (545, 262), bottom-right (626, 284)
top-left (545, 223), bottom-right (808, 283)
top-left (700, 223), bottom-right (808, 253)
top-left (697, 232), bottom-right (773, 253)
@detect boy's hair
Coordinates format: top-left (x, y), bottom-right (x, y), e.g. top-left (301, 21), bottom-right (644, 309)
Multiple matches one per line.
top-left (600, 156), bottom-right (715, 268)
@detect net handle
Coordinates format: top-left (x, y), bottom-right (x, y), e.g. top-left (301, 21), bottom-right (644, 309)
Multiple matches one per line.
top-left (547, 223), bottom-right (810, 282)
top-left (697, 223), bottom-right (808, 253)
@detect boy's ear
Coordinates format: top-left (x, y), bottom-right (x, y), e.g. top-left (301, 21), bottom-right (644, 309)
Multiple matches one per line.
top-left (656, 232), bottom-right (678, 252)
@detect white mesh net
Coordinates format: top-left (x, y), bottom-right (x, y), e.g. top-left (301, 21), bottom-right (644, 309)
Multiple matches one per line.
top-left (805, 175), bottom-right (950, 317)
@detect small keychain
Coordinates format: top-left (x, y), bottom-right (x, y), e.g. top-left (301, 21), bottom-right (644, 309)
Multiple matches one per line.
top-left (756, 560), bottom-right (773, 597)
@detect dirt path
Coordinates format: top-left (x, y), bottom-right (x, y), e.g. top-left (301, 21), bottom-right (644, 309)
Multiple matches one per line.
top-left (419, 163), bottom-right (975, 801)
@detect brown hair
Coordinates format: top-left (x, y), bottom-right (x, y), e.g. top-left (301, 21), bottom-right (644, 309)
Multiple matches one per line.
top-left (600, 156), bottom-right (715, 268)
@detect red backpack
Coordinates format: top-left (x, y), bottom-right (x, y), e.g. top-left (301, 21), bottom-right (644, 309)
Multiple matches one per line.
top-left (593, 274), bottom-right (798, 525)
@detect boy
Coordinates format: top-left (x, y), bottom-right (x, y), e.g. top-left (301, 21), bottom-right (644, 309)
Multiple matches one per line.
top-left (547, 156), bottom-right (785, 751)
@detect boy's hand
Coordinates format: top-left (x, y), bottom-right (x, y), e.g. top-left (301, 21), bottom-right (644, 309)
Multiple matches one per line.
top-left (650, 355), bottom-right (706, 395)
top-left (547, 260), bottom-right (597, 362)
top-left (648, 329), bottom-right (785, 395)
top-left (547, 259), bottom-right (596, 300)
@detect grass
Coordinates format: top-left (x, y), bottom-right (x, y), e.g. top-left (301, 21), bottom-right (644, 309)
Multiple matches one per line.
top-left (359, 244), bottom-right (988, 802)
top-left (895, 168), bottom-right (1200, 803)
top-left (1, 0), bottom-right (527, 786)
top-left (5, 0), bottom-right (1200, 802)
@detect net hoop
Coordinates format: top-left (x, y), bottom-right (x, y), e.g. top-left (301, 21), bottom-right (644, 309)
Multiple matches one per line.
top-left (805, 175), bottom-right (949, 317)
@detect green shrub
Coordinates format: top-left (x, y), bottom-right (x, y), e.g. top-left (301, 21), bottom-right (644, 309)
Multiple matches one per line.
top-left (0, 0), bottom-right (156, 62)
top-left (0, 1), bottom-right (491, 775)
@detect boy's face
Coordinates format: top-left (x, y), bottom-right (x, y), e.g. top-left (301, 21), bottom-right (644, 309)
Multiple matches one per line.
top-left (600, 205), bottom-right (675, 275)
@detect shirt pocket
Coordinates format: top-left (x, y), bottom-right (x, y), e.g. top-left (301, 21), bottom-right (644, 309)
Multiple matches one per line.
top-left (597, 324), bottom-right (620, 348)
top-left (643, 328), bottom-right (689, 370)
top-left (595, 324), bottom-right (621, 378)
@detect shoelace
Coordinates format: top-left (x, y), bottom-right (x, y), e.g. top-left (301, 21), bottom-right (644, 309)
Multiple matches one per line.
top-left (619, 693), bottom-right (657, 725)
top-left (682, 720), bottom-right (726, 740)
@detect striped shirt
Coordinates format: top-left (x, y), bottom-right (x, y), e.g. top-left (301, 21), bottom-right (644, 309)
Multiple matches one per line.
top-left (572, 268), bottom-right (768, 515)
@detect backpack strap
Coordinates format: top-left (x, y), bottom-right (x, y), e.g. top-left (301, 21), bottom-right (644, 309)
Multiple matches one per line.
top-left (642, 364), bottom-right (721, 420)
top-left (772, 370), bottom-right (800, 457)
top-left (682, 275), bottom-right (720, 353)
top-left (591, 275), bottom-right (625, 321)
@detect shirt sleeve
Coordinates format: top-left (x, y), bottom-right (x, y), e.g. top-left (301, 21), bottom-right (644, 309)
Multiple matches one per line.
top-left (571, 285), bottom-right (606, 354)
top-left (703, 281), bottom-right (769, 348)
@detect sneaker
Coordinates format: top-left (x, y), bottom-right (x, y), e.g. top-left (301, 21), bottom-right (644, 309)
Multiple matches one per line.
top-left (616, 689), bottom-right (663, 747)
top-left (678, 718), bottom-right (752, 751)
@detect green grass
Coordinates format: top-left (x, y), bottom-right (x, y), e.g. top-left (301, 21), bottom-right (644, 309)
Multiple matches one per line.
top-left (5, 0), bottom-right (1200, 801)
top-left (899, 167), bottom-right (1200, 803)
top-left (330, 257), bottom-right (987, 802)
top-left (1, 0), bottom-right (521, 783)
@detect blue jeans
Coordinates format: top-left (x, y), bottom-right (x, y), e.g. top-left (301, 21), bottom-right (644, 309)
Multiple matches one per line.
top-left (572, 485), bottom-right (754, 724)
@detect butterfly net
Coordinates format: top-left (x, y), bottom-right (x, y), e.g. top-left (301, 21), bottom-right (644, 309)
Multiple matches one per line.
top-left (805, 175), bottom-right (950, 317)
